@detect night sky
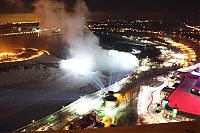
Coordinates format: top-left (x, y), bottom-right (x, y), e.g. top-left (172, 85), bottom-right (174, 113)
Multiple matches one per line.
top-left (0, 0), bottom-right (199, 20)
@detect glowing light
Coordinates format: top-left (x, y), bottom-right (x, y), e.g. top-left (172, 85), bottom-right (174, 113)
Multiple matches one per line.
top-left (102, 116), bottom-right (113, 127)
top-left (185, 24), bottom-right (200, 31)
top-left (114, 93), bottom-right (123, 104)
top-left (71, 97), bottom-right (103, 115)
top-left (60, 57), bottom-right (93, 75)
top-left (36, 125), bottom-right (49, 131)
top-left (105, 100), bottom-right (117, 108)
top-left (164, 38), bottom-right (196, 64)
top-left (0, 48), bottom-right (49, 63)
top-left (104, 107), bottom-right (118, 117)
top-left (61, 50), bottom-right (138, 75)
top-left (106, 78), bottom-right (128, 92)
top-left (172, 108), bottom-right (178, 115)
top-left (108, 50), bottom-right (139, 71)
top-left (138, 66), bottom-right (150, 71)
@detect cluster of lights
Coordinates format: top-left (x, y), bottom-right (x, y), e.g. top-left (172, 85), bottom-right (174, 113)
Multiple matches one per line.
top-left (0, 28), bottom-right (50, 37)
top-left (87, 20), bottom-right (166, 34)
top-left (88, 26), bottom-right (163, 34)
top-left (87, 20), bottom-right (200, 46)
top-left (122, 35), bottom-right (196, 69)
top-left (185, 24), bottom-right (200, 32)
top-left (163, 38), bottom-right (196, 65)
top-left (0, 48), bottom-right (50, 63)
top-left (159, 49), bottom-right (185, 67)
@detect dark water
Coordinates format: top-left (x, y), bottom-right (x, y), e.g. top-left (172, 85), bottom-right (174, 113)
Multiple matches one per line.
top-left (0, 81), bottom-right (97, 132)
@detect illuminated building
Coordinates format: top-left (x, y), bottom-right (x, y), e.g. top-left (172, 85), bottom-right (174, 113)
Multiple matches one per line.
top-left (161, 67), bottom-right (200, 121)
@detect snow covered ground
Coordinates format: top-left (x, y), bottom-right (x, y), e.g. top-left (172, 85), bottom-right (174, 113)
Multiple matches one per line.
top-left (137, 77), bottom-right (168, 125)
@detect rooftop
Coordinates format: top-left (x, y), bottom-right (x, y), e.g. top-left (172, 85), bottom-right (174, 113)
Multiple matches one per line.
top-left (168, 70), bottom-right (200, 116)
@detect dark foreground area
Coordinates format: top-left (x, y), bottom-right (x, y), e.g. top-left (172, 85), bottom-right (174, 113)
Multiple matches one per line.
top-left (17, 121), bottom-right (199, 133)
top-left (0, 74), bottom-right (98, 131)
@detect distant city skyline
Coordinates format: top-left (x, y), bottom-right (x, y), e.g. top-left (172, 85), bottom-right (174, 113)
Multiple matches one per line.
top-left (0, 0), bottom-right (199, 20)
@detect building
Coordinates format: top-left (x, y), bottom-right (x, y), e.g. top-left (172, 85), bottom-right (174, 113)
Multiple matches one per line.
top-left (160, 87), bottom-right (175, 99)
top-left (161, 67), bottom-right (200, 121)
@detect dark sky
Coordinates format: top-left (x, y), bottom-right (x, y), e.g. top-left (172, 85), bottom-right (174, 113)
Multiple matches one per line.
top-left (0, 0), bottom-right (199, 20)
top-left (85, 0), bottom-right (200, 20)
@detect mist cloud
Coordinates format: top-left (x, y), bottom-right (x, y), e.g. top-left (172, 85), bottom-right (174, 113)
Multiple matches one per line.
top-left (34, 0), bottom-right (139, 73)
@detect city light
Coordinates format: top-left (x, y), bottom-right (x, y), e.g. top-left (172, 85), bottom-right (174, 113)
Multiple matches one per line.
top-left (0, 2), bottom-right (199, 131)
top-left (0, 48), bottom-right (49, 63)
top-left (185, 24), bottom-right (200, 32)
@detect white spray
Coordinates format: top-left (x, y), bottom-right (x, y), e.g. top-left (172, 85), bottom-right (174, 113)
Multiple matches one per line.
top-left (34, 0), bottom-right (139, 75)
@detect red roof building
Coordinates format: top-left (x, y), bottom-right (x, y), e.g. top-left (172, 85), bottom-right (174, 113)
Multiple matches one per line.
top-left (167, 68), bottom-right (200, 117)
